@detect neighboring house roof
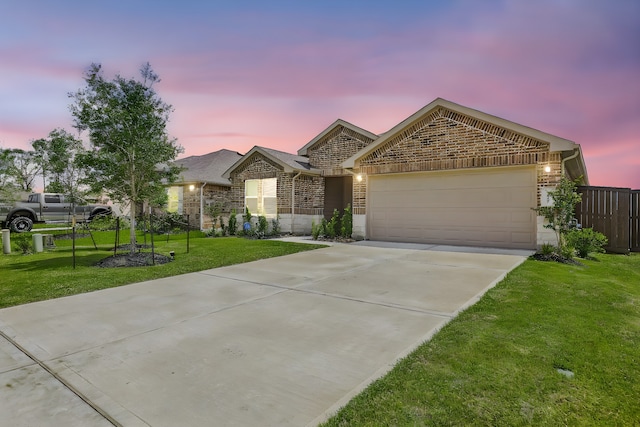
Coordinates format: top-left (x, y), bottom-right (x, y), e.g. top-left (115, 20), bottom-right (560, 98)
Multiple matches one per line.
top-left (297, 119), bottom-right (379, 156)
top-left (342, 97), bottom-right (588, 183)
top-left (174, 149), bottom-right (243, 187)
top-left (223, 146), bottom-right (320, 178)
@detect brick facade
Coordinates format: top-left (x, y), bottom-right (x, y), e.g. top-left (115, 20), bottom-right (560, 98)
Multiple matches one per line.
top-left (228, 152), bottom-right (325, 217)
top-left (307, 127), bottom-right (376, 176)
top-left (178, 183), bottom-right (231, 229)
top-left (355, 107), bottom-right (565, 210)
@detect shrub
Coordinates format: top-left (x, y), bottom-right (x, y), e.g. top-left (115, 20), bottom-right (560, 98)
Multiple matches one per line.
top-left (204, 202), bottom-right (222, 229)
top-left (243, 207), bottom-right (252, 225)
top-left (271, 216), bottom-right (281, 236)
top-left (257, 215), bottom-right (268, 238)
top-left (327, 209), bottom-right (340, 239)
top-left (311, 220), bottom-right (321, 240)
top-left (14, 235), bottom-right (32, 255)
top-left (560, 244), bottom-right (576, 260)
top-left (228, 209), bottom-right (237, 235)
top-left (540, 243), bottom-right (555, 255)
top-left (566, 228), bottom-right (608, 258)
top-left (321, 218), bottom-right (329, 239)
top-left (89, 215), bottom-right (127, 231)
top-left (340, 203), bottom-right (352, 238)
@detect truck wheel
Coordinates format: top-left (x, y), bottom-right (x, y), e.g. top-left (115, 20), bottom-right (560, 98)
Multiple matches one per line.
top-left (89, 209), bottom-right (111, 221)
top-left (9, 217), bottom-right (33, 233)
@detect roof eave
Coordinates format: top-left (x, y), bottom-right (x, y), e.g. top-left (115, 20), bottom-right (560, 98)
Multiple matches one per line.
top-left (342, 97), bottom-right (581, 169)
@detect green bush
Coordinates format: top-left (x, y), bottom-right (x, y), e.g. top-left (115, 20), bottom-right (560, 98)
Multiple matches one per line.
top-left (540, 243), bottom-right (555, 255)
top-left (560, 244), bottom-right (576, 260)
top-left (257, 215), bottom-right (268, 238)
top-left (566, 228), bottom-right (608, 258)
top-left (320, 218), bottom-right (329, 239)
top-left (271, 217), bottom-right (281, 236)
top-left (228, 209), bottom-right (237, 235)
top-left (243, 207), bottom-right (252, 225)
top-left (327, 209), bottom-right (340, 239)
top-left (311, 220), bottom-right (321, 240)
top-left (340, 203), bottom-right (352, 238)
top-left (89, 215), bottom-right (128, 231)
top-left (13, 235), bottom-right (32, 255)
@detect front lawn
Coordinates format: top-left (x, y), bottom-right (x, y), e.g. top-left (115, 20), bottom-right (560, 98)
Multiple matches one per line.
top-left (0, 232), bottom-right (324, 309)
top-left (322, 253), bottom-right (640, 426)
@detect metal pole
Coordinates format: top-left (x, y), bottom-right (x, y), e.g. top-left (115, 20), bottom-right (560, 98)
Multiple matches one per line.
top-left (150, 209), bottom-right (155, 266)
top-left (186, 214), bottom-right (190, 254)
top-left (72, 216), bottom-right (76, 269)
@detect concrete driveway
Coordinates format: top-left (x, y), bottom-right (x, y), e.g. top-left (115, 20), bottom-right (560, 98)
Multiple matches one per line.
top-left (0, 241), bottom-right (528, 427)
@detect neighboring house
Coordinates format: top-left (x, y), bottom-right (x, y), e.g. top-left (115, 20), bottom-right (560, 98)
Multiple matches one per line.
top-left (169, 149), bottom-right (242, 229)
top-left (177, 98), bottom-right (588, 249)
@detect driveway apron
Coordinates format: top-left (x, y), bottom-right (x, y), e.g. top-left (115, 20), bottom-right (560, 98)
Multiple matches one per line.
top-left (0, 243), bottom-right (527, 427)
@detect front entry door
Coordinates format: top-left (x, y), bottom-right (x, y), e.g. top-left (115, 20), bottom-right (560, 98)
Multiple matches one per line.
top-left (324, 176), bottom-right (353, 220)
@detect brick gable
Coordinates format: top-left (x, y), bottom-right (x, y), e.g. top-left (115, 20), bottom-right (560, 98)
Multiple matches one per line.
top-left (308, 126), bottom-right (375, 175)
top-left (359, 107), bottom-right (551, 175)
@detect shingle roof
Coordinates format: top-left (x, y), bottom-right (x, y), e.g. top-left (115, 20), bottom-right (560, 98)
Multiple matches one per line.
top-left (222, 146), bottom-right (320, 178)
top-left (259, 146), bottom-right (313, 171)
top-left (174, 149), bottom-right (243, 186)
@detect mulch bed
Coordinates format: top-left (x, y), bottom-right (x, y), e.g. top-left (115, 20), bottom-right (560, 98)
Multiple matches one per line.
top-left (530, 253), bottom-right (584, 266)
top-left (95, 252), bottom-right (172, 268)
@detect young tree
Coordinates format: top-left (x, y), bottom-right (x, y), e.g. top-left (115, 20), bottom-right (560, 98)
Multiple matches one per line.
top-left (4, 149), bottom-right (40, 192)
top-left (535, 177), bottom-right (583, 250)
top-left (70, 63), bottom-right (182, 253)
top-left (32, 128), bottom-right (85, 193)
top-left (0, 148), bottom-right (20, 200)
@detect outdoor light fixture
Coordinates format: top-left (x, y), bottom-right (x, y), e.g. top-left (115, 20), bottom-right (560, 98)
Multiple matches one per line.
top-left (544, 166), bottom-right (551, 173)
top-left (189, 184), bottom-right (195, 191)
top-left (169, 251), bottom-right (175, 260)
top-left (356, 174), bottom-right (363, 182)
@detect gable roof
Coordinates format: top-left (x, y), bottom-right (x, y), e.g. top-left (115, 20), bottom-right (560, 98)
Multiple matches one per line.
top-left (223, 146), bottom-right (320, 178)
top-left (342, 98), bottom-right (581, 169)
top-left (174, 149), bottom-right (243, 186)
top-left (297, 119), bottom-right (378, 156)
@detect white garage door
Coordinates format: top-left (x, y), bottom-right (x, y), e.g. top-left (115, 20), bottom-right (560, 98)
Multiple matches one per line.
top-left (368, 166), bottom-right (536, 249)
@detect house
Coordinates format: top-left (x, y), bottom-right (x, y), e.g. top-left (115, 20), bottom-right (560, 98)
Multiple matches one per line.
top-left (168, 149), bottom-right (242, 229)
top-left (177, 98), bottom-right (588, 249)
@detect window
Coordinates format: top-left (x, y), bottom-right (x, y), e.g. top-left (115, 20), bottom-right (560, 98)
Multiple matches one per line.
top-left (245, 178), bottom-right (277, 217)
top-left (167, 186), bottom-right (184, 214)
top-left (44, 195), bottom-right (61, 204)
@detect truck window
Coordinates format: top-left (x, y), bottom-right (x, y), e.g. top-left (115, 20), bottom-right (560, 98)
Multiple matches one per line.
top-left (28, 195), bottom-right (38, 203)
top-left (44, 195), bottom-right (61, 204)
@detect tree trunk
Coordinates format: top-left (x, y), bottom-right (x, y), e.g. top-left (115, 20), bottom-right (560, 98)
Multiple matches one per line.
top-left (129, 201), bottom-right (137, 255)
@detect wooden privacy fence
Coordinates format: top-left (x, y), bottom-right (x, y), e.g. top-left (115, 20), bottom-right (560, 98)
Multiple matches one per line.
top-left (575, 186), bottom-right (640, 254)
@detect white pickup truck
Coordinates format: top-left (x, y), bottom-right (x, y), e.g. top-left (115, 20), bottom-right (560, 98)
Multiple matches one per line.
top-left (0, 193), bottom-right (112, 232)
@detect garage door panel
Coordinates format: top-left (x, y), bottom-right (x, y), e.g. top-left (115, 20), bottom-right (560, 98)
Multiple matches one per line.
top-left (368, 167), bottom-right (536, 249)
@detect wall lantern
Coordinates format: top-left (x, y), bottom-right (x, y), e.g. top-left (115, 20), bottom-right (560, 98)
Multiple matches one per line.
top-left (189, 184), bottom-right (195, 191)
top-left (356, 174), bottom-right (363, 182)
top-left (544, 166), bottom-right (551, 173)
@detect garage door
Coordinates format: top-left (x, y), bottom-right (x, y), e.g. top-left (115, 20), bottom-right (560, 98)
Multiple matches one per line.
top-left (368, 166), bottom-right (536, 249)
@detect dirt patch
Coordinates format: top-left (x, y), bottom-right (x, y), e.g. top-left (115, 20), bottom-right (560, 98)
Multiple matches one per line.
top-left (95, 252), bottom-right (172, 268)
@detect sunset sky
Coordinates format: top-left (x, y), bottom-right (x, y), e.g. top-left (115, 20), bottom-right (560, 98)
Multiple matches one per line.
top-left (1, 0), bottom-right (638, 188)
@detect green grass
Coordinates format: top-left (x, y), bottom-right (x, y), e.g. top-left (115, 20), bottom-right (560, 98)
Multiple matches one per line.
top-left (322, 253), bottom-right (640, 426)
top-left (0, 231), bottom-right (324, 309)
